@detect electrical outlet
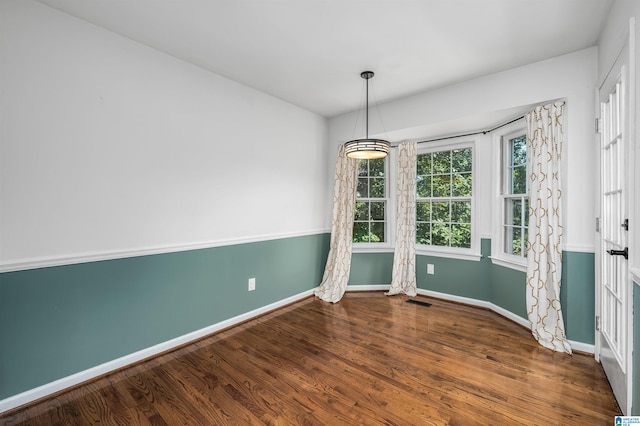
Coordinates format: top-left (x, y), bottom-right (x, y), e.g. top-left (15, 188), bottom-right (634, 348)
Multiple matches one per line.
top-left (427, 264), bottom-right (434, 275)
top-left (248, 278), bottom-right (256, 291)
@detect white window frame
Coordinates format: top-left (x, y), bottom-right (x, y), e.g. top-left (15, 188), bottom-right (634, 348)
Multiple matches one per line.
top-left (491, 123), bottom-right (528, 271)
top-left (352, 149), bottom-right (396, 253)
top-left (415, 140), bottom-right (480, 261)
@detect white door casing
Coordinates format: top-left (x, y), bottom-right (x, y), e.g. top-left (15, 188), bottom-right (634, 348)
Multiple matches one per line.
top-left (596, 22), bottom-right (633, 415)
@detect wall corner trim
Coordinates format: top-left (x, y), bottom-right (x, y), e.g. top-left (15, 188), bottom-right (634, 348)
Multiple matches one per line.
top-left (562, 244), bottom-right (596, 253)
top-left (0, 289), bottom-right (316, 414)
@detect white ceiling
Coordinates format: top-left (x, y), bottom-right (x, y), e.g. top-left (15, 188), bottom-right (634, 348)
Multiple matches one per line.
top-left (36, 0), bottom-right (612, 118)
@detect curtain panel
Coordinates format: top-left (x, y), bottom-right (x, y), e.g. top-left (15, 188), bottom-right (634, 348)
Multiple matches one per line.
top-left (525, 102), bottom-right (571, 354)
top-left (387, 142), bottom-right (418, 296)
top-left (315, 144), bottom-right (359, 303)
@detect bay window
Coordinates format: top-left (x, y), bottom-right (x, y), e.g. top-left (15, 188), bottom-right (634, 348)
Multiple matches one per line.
top-left (416, 144), bottom-right (475, 255)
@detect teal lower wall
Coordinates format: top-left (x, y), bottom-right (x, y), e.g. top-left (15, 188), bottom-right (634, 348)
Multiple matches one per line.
top-left (349, 239), bottom-right (595, 344)
top-left (489, 261), bottom-right (527, 318)
top-left (416, 240), bottom-right (491, 302)
top-left (348, 252), bottom-right (394, 285)
top-left (561, 251), bottom-right (596, 344)
top-left (0, 234), bottom-right (602, 403)
top-left (0, 233), bottom-right (330, 400)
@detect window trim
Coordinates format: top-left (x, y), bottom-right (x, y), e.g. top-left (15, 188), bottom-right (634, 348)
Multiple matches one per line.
top-left (415, 139), bottom-right (480, 260)
top-left (491, 122), bottom-right (528, 271)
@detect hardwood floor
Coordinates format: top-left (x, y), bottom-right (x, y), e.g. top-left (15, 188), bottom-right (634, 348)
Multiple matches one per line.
top-left (1, 292), bottom-right (620, 425)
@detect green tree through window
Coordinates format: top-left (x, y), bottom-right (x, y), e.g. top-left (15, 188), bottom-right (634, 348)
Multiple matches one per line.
top-left (416, 147), bottom-right (473, 248)
top-left (353, 158), bottom-right (386, 243)
top-left (504, 134), bottom-right (528, 257)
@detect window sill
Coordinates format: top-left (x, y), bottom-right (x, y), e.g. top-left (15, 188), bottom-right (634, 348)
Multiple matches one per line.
top-left (489, 256), bottom-right (527, 272)
top-left (352, 245), bottom-right (484, 262)
top-left (415, 248), bottom-right (482, 262)
top-left (352, 244), bottom-right (394, 254)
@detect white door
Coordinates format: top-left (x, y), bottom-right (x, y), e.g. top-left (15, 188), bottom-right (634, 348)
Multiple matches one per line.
top-left (596, 36), bottom-right (632, 415)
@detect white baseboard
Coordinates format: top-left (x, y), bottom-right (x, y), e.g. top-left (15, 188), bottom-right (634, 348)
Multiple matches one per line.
top-left (568, 340), bottom-right (595, 354)
top-left (345, 284), bottom-right (390, 291)
top-left (416, 288), bottom-right (595, 354)
top-left (0, 289), bottom-right (315, 414)
top-left (417, 288), bottom-right (530, 327)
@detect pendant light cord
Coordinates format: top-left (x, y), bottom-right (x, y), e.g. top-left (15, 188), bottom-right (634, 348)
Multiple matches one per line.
top-left (365, 76), bottom-right (369, 139)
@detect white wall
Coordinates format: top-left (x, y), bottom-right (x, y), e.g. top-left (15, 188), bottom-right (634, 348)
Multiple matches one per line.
top-left (329, 47), bottom-right (598, 252)
top-left (598, 0), bottom-right (640, 82)
top-left (0, 0), bottom-right (329, 269)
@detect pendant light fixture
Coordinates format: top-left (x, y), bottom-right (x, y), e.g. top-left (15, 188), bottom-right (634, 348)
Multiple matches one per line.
top-left (344, 71), bottom-right (390, 159)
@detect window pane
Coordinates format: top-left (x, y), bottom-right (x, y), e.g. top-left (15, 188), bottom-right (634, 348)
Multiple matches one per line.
top-left (357, 178), bottom-right (369, 198)
top-left (432, 201), bottom-right (450, 222)
top-left (417, 153), bottom-right (432, 176)
top-left (416, 146), bottom-right (473, 250)
top-left (432, 222), bottom-right (450, 246)
top-left (511, 199), bottom-right (522, 226)
top-left (451, 201), bottom-right (471, 223)
top-left (452, 148), bottom-right (472, 172)
top-left (502, 134), bottom-right (528, 258)
top-left (512, 136), bottom-right (527, 166)
top-left (416, 175), bottom-right (431, 198)
top-left (358, 160), bottom-right (369, 176)
top-left (451, 224), bottom-right (471, 248)
top-left (511, 227), bottom-right (522, 256)
top-left (504, 225), bottom-right (513, 254)
top-left (503, 223), bottom-right (526, 258)
top-left (355, 201), bottom-right (368, 220)
top-left (432, 175), bottom-right (451, 197)
top-left (353, 222), bottom-right (369, 242)
top-left (369, 158), bottom-right (385, 176)
top-left (452, 172), bottom-right (472, 196)
top-left (370, 222), bottom-right (385, 242)
top-left (417, 222), bottom-right (431, 245)
top-left (504, 201), bottom-right (512, 227)
top-left (353, 158), bottom-right (387, 244)
top-left (512, 165), bottom-right (527, 194)
top-left (370, 201), bottom-right (385, 220)
top-left (416, 201), bottom-right (431, 222)
top-left (433, 151), bottom-right (451, 173)
top-left (370, 177), bottom-right (385, 198)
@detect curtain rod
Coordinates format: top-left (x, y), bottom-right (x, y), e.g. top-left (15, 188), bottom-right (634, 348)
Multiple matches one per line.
top-left (390, 114), bottom-right (526, 146)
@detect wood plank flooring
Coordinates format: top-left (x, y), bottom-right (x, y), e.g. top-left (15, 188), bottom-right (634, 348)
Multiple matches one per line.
top-left (1, 292), bottom-right (621, 425)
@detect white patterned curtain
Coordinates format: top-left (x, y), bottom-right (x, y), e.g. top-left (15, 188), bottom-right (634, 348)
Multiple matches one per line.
top-left (315, 144), bottom-right (359, 303)
top-left (525, 102), bottom-right (571, 354)
top-left (387, 142), bottom-right (418, 296)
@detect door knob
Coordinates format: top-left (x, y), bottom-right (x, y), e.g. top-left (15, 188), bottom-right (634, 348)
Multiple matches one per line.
top-left (607, 247), bottom-right (628, 259)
